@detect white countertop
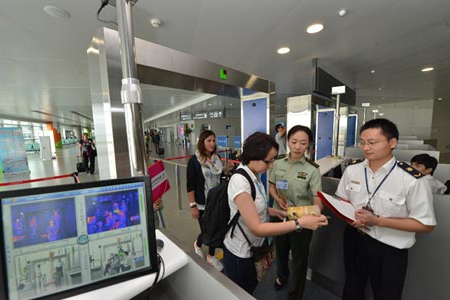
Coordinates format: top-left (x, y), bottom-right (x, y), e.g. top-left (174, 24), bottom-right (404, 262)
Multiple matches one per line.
top-left (316, 156), bottom-right (345, 175)
top-left (66, 230), bottom-right (189, 300)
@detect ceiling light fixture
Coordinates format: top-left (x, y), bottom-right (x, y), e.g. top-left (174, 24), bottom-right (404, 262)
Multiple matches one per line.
top-left (421, 67), bottom-right (434, 72)
top-left (44, 6), bottom-right (71, 19)
top-left (338, 9), bottom-right (347, 17)
top-left (371, 69), bottom-right (376, 74)
top-left (277, 47), bottom-right (290, 54)
top-left (306, 23), bottom-right (324, 34)
top-left (437, 97), bottom-right (443, 101)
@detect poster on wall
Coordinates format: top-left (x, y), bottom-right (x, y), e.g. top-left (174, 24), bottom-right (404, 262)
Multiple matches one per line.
top-left (0, 127), bottom-right (30, 175)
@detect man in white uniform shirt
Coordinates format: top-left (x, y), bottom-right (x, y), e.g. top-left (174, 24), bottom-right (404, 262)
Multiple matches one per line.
top-left (335, 118), bottom-right (436, 300)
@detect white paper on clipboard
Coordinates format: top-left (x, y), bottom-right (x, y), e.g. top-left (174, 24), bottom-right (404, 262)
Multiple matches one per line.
top-left (317, 191), bottom-right (356, 222)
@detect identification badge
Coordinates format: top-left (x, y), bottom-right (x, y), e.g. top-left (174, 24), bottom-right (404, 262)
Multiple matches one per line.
top-left (276, 180), bottom-right (288, 190)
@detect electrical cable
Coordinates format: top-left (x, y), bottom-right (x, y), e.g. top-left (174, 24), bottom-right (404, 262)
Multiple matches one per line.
top-left (131, 253), bottom-right (165, 300)
top-left (96, 0), bottom-right (118, 26)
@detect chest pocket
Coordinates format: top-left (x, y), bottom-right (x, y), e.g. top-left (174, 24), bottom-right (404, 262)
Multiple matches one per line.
top-left (345, 182), bottom-right (362, 193)
top-left (378, 190), bottom-right (406, 215)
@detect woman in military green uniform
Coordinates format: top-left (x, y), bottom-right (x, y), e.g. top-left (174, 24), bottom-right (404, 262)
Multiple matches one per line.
top-left (269, 125), bottom-right (323, 299)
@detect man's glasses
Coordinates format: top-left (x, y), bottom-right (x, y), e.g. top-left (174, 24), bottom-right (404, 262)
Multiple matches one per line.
top-left (358, 140), bottom-right (384, 147)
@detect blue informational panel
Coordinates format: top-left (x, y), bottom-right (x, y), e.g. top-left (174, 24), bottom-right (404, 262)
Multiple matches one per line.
top-left (316, 110), bottom-right (334, 160)
top-left (217, 135), bottom-right (228, 147)
top-left (347, 115), bottom-right (357, 147)
top-left (242, 97), bottom-right (268, 188)
top-left (234, 136), bottom-right (241, 148)
top-left (243, 98), bottom-right (267, 140)
top-left (0, 127), bottom-right (30, 174)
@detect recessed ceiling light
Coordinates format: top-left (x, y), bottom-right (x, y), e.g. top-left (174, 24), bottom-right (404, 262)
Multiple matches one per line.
top-left (150, 18), bottom-right (161, 28)
top-left (372, 110), bottom-right (379, 113)
top-left (437, 97), bottom-right (443, 101)
top-left (378, 113), bottom-right (384, 116)
top-left (277, 47), bottom-right (290, 54)
top-left (306, 23), bottom-right (324, 34)
top-left (421, 67), bottom-right (434, 72)
top-left (338, 9), bottom-right (347, 17)
top-left (378, 87), bottom-right (382, 91)
top-left (44, 6), bottom-right (71, 19)
top-left (371, 69), bottom-right (376, 74)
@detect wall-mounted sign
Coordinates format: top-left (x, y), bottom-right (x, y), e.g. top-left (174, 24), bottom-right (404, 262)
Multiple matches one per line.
top-left (234, 136), bottom-right (241, 148)
top-left (193, 112), bottom-right (208, 120)
top-left (217, 135), bottom-right (228, 147)
top-left (179, 114), bottom-right (191, 121)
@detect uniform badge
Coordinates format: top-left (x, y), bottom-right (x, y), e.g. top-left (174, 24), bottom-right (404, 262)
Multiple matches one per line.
top-left (297, 172), bottom-right (307, 179)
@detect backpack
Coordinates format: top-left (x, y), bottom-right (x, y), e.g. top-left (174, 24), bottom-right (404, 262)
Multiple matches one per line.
top-left (201, 168), bottom-right (256, 248)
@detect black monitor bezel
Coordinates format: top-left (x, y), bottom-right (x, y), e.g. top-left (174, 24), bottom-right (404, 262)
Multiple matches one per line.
top-left (0, 176), bottom-right (158, 300)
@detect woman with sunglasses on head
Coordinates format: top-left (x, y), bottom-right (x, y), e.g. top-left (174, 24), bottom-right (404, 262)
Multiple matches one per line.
top-left (186, 129), bottom-right (234, 271)
top-left (269, 125), bottom-right (323, 299)
top-left (222, 132), bottom-right (328, 295)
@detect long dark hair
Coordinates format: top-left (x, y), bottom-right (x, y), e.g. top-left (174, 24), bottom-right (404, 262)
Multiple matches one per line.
top-left (196, 129), bottom-right (217, 158)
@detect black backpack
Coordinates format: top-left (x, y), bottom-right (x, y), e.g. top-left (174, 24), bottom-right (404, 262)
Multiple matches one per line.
top-left (201, 168), bottom-right (256, 248)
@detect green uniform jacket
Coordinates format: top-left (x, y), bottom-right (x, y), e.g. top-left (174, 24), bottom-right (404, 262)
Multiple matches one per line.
top-left (269, 155), bottom-right (321, 209)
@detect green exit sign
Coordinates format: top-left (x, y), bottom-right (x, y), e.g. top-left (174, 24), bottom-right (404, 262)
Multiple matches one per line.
top-left (219, 68), bottom-right (227, 80)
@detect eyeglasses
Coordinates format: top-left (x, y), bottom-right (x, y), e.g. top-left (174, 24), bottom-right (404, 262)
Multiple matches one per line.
top-left (262, 158), bottom-right (275, 165)
top-left (358, 140), bottom-right (384, 147)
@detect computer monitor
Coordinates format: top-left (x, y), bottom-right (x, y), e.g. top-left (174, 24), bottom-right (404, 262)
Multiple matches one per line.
top-left (0, 176), bottom-right (158, 300)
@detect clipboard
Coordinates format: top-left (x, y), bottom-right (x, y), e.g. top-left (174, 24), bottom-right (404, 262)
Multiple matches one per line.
top-left (317, 191), bottom-right (355, 222)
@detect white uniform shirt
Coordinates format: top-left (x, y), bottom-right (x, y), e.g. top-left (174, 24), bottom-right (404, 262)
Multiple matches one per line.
top-left (223, 165), bottom-right (268, 258)
top-left (336, 157), bottom-right (436, 249)
top-left (424, 175), bottom-right (447, 194)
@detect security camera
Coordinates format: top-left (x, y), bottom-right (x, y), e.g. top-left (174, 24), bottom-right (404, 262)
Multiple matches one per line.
top-left (150, 18), bottom-right (161, 28)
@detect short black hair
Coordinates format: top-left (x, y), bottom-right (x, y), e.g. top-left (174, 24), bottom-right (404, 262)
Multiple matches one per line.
top-left (411, 153), bottom-right (438, 175)
top-left (240, 132), bottom-right (279, 165)
top-left (360, 118), bottom-right (399, 141)
top-left (275, 123), bottom-right (284, 131)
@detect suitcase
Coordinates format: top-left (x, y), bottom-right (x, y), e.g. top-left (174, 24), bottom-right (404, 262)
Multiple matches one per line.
top-left (77, 157), bottom-right (86, 172)
top-left (157, 147), bottom-right (165, 155)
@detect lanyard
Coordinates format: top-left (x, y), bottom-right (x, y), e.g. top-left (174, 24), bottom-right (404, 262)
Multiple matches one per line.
top-left (254, 177), bottom-right (268, 212)
top-left (364, 161), bottom-right (396, 208)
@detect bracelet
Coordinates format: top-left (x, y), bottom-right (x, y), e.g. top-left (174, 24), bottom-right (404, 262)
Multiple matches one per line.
top-left (189, 202), bottom-right (197, 208)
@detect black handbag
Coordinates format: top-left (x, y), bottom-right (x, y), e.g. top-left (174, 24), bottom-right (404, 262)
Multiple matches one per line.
top-left (237, 223), bottom-right (274, 262)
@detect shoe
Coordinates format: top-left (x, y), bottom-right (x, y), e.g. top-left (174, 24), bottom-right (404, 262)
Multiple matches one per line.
top-left (194, 241), bottom-right (204, 259)
top-left (207, 256), bottom-right (224, 272)
top-left (274, 277), bottom-right (284, 290)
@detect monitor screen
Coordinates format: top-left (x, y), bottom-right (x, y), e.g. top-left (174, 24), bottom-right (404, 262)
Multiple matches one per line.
top-left (0, 176), bottom-right (158, 300)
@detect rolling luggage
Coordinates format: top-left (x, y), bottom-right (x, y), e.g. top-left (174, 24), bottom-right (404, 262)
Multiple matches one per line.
top-left (77, 156), bottom-right (85, 172)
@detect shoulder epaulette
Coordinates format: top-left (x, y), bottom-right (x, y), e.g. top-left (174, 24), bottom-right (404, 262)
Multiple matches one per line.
top-left (397, 161), bottom-right (423, 178)
top-left (345, 158), bottom-right (364, 167)
top-left (275, 154), bottom-right (287, 160)
top-left (305, 157), bottom-right (319, 168)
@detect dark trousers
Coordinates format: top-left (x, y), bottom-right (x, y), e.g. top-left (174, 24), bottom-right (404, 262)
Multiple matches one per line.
top-left (196, 209), bottom-right (216, 256)
top-left (83, 155), bottom-right (95, 174)
top-left (223, 245), bottom-right (258, 295)
top-left (272, 217), bottom-right (313, 300)
top-left (343, 225), bottom-right (408, 300)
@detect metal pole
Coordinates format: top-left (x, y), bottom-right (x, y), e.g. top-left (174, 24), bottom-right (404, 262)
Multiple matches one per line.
top-left (116, 0), bottom-right (146, 177)
top-left (333, 94), bottom-right (341, 157)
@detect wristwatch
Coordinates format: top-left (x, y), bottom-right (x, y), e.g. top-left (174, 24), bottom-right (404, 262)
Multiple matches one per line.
top-left (294, 219), bottom-right (302, 232)
top-left (189, 202), bottom-right (197, 208)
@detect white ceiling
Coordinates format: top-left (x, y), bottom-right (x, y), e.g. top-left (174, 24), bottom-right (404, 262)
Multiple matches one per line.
top-left (1, 0), bottom-right (449, 127)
